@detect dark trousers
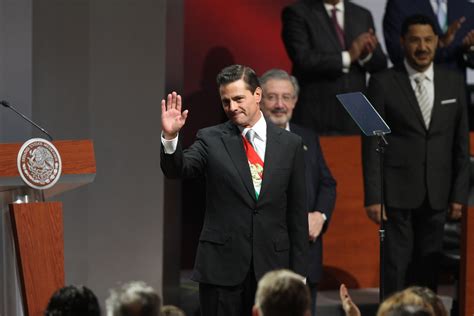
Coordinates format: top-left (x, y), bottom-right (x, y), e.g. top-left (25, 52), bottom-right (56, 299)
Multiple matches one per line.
top-left (384, 199), bottom-right (446, 296)
top-left (199, 266), bottom-right (257, 316)
top-left (308, 283), bottom-right (318, 316)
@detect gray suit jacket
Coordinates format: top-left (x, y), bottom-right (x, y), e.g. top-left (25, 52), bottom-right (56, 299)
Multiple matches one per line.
top-left (362, 64), bottom-right (470, 210)
top-left (161, 119), bottom-right (309, 286)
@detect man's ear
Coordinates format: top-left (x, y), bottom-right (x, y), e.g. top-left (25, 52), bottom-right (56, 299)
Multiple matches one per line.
top-left (254, 87), bottom-right (263, 103)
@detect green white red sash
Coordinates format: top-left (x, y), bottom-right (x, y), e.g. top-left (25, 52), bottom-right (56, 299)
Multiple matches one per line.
top-left (242, 135), bottom-right (264, 199)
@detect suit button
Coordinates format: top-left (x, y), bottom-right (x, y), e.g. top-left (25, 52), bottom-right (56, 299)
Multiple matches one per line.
top-left (253, 209), bottom-right (259, 215)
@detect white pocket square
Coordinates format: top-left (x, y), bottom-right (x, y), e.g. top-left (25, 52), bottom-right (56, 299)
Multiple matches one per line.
top-left (441, 99), bottom-right (456, 105)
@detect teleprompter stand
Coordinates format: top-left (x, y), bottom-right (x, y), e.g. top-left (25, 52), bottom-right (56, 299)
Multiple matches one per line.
top-left (336, 92), bottom-right (391, 303)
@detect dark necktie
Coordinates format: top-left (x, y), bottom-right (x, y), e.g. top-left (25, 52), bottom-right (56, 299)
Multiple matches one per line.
top-left (331, 6), bottom-right (346, 49)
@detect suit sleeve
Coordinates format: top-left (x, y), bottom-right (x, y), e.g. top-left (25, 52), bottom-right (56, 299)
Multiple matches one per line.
top-left (449, 74), bottom-right (470, 205)
top-left (362, 12), bottom-right (388, 74)
top-left (361, 75), bottom-right (385, 206)
top-left (383, 0), bottom-right (404, 65)
top-left (160, 130), bottom-right (208, 179)
top-left (288, 138), bottom-right (309, 277)
top-left (281, 6), bottom-right (344, 78)
top-left (314, 137), bottom-right (337, 226)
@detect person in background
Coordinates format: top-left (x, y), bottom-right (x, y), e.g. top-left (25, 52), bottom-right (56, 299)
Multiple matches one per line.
top-left (106, 281), bottom-right (161, 316)
top-left (252, 269), bottom-right (311, 316)
top-left (44, 285), bottom-right (100, 316)
top-left (383, 0), bottom-right (474, 73)
top-left (260, 68), bottom-right (336, 315)
top-left (282, 0), bottom-right (387, 135)
top-left (362, 14), bottom-right (469, 296)
top-left (161, 305), bottom-right (186, 316)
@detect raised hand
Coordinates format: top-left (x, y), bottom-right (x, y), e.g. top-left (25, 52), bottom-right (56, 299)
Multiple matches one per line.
top-left (339, 284), bottom-right (361, 316)
top-left (439, 17), bottom-right (465, 48)
top-left (462, 29), bottom-right (474, 47)
top-left (349, 29), bottom-right (378, 62)
top-left (161, 91), bottom-right (189, 139)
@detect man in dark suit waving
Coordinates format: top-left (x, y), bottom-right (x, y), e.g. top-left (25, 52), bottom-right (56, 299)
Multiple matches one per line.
top-left (160, 65), bottom-right (308, 316)
top-left (282, 0), bottom-right (387, 135)
top-left (362, 15), bottom-right (470, 296)
top-left (259, 69), bottom-right (336, 316)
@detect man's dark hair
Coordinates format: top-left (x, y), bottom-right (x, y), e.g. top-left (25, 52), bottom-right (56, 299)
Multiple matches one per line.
top-left (401, 14), bottom-right (437, 37)
top-left (45, 285), bottom-right (100, 316)
top-left (216, 64), bottom-right (260, 93)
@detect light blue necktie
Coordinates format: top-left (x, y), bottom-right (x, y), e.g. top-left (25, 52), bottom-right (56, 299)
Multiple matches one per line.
top-left (436, 0), bottom-right (447, 32)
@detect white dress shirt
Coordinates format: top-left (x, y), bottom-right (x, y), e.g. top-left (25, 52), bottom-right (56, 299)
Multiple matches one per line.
top-left (240, 112), bottom-right (267, 161)
top-left (323, 1), bottom-right (372, 73)
top-left (161, 111), bottom-right (267, 161)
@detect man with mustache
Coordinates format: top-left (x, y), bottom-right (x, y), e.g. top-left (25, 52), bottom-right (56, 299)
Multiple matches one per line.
top-left (259, 69), bottom-right (336, 315)
top-left (362, 14), bottom-right (470, 296)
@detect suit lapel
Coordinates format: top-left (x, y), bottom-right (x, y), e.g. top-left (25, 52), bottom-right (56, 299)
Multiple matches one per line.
top-left (258, 122), bottom-right (283, 200)
top-left (393, 65), bottom-right (427, 131)
top-left (429, 66), bottom-right (443, 133)
top-left (309, 0), bottom-right (342, 50)
top-left (221, 122), bottom-right (257, 201)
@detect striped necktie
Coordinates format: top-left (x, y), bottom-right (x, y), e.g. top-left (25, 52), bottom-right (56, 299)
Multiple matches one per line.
top-left (414, 74), bottom-right (433, 128)
top-left (436, 0), bottom-right (447, 32)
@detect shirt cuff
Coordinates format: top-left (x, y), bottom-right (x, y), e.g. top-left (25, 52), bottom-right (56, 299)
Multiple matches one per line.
top-left (358, 52), bottom-right (373, 66)
top-left (321, 213), bottom-right (327, 222)
top-left (342, 51), bottom-right (351, 73)
top-left (161, 132), bottom-right (178, 154)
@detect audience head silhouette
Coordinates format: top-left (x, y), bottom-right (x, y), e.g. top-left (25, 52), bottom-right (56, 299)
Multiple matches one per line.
top-left (44, 285), bottom-right (100, 316)
top-left (106, 281), bottom-right (161, 316)
top-left (253, 269), bottom-right (311, 316)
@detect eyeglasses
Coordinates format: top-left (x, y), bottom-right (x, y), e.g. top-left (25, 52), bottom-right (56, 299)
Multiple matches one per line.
top-left (263, 94), bottom-right (296, 103)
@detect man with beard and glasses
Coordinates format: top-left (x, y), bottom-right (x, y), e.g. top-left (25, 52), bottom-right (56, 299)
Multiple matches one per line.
top-left (259, 69), bottom-right (336, 316)
top-left (362, 14), bottom-right (470, 296)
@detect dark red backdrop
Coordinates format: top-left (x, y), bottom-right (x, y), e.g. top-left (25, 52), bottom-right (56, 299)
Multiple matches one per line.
top-left (180, 0), bottom-right (294, 269)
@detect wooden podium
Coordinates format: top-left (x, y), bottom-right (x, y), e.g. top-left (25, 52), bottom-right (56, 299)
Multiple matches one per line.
top-left (0, 140), bottom-right (96, 316)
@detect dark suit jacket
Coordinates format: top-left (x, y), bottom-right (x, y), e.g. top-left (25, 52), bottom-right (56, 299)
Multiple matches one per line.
top-left (383, 0), bottom-right (474, 72)
top-left (290, 123), bottom-right (336, 283)
top-left (282, 0), bottom-right (387, 134)
top-left (362, 64), bottom-right (470, 210)
top-left (161, 119), bottom-right (309, 286)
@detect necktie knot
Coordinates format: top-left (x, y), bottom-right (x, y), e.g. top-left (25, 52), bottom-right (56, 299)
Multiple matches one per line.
top-left (245, 129), bottom-right (255, 147)
top-left (414, 74), bottom-right (425, 84)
